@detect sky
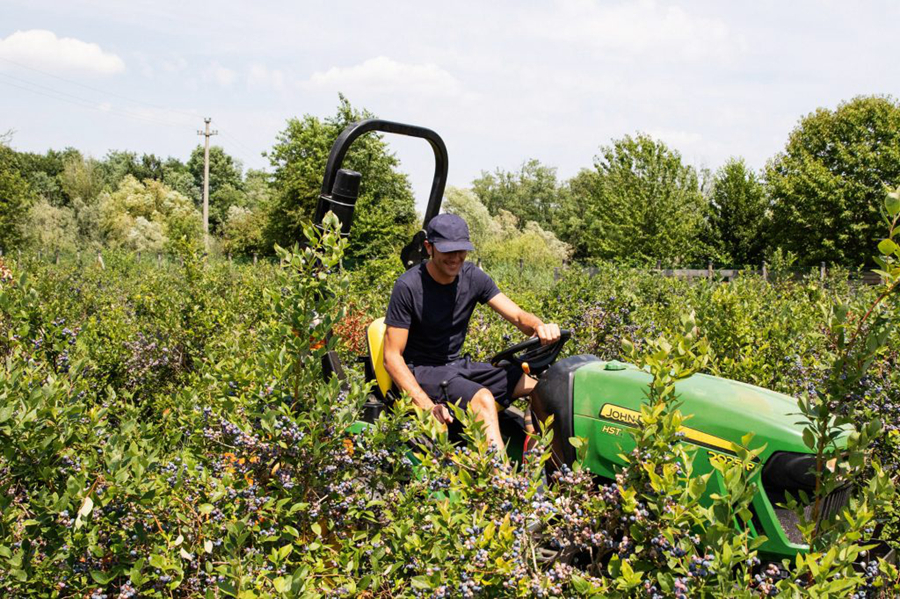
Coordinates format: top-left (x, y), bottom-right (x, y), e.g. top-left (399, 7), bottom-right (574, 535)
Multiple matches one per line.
top-left (2, 0), bottom-right (899, 213)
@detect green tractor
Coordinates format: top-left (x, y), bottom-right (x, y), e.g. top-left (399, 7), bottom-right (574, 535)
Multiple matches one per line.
top-left (313, 119), bottom-right (850, 562)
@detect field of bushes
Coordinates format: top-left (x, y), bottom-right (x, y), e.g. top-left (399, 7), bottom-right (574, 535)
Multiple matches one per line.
top-left (0, 214), bottom-right (898, 597)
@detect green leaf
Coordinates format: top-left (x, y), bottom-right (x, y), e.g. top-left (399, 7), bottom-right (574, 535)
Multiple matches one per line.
top-left (411, 575), bottom-right (432, 590)
top-left (886, 191), bottom-right (900, 217)
top-left (571, 575), bottom-right (591, 593)
top-left (272, 576), bottom-right (291, 593)
top-left (91, 570), bottom-right (114, 585)
top-left (311, 522), bottom-right (322, 537)
top-left (802, 428), bottom-right (816, 450)
top-left (278, 544), bottom-right (293, 560)
top-left (877, 238), bottom-right (898, 256)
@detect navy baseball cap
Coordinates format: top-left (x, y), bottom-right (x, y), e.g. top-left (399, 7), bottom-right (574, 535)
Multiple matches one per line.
top-left (425, 213), bottom-right (475, 253)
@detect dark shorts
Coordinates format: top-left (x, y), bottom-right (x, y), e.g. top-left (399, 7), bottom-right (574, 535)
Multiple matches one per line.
top-left (410, 356), bottom-right (525, 411)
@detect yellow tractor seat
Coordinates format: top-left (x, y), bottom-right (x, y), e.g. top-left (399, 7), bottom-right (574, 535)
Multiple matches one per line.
top-left (366, 318), bottom-right (394, 399)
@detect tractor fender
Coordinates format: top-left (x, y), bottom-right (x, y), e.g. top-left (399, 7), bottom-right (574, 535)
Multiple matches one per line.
top-left (532, 354), bottom-right (600, 466)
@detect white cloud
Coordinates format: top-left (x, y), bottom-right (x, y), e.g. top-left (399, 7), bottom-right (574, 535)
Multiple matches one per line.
top-left (517, 0), bottom-right (741, 62)
top-left (0, 29), bottom-right (125, 76)
top-left (203, 61), bottom-right (236, 87)
top-left (301, 56), bottom-right (463, 97)
top-left (247, 64), bottom-right (285, 90)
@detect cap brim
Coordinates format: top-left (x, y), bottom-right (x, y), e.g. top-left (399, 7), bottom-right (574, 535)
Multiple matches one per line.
top-left (432, 240), bottom-right (475, 253)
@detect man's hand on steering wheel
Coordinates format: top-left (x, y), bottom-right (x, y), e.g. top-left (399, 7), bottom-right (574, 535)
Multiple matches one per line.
top-left (535, 322), bottom-right (561, 346)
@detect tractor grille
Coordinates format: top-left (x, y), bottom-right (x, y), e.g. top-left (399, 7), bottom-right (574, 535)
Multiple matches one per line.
top-left (773, 484), bottom-right (852, 545)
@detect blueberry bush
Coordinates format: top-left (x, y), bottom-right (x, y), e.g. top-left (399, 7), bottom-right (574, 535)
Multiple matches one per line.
top-left (1, 194), bottom-right (899, 596)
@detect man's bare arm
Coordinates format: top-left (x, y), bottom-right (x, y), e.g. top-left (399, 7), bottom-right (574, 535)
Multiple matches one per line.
top-left (382, 325), bottom-right (453, 423)
top-left (487, 293), bottom-right (561, 345)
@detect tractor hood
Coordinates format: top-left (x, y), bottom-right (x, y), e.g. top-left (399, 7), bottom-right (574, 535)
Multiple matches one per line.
top-left (572, 361), bottom-right (838, 459)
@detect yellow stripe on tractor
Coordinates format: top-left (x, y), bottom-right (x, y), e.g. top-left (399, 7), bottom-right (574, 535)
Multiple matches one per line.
top-left (599, 403), bottom-right (737, 455)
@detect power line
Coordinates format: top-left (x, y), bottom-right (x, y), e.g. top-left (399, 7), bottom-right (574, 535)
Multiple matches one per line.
top-left (0, 74), bottom-right (195, 130)
top-left (0, 56), bottom-right (201, 122)
top-left (218, 128), bottom-right (262, 164)
top-left (1, 60), bottom-right (266, 167)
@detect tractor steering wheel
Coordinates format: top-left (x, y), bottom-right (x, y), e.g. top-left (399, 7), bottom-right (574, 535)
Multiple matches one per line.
top-left (489, 329), bottom-right (571, 377)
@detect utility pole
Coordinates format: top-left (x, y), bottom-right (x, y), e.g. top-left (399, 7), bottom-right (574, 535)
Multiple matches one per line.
top-left (197, 117), bottom-right (218, 249)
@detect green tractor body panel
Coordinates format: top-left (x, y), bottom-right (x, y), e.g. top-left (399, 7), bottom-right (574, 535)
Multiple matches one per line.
top-left (568, 360), bottom-right (841, 559)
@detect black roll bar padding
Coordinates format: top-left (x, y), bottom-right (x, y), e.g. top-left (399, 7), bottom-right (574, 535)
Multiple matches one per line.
top-left (317, 118), bottom-right (449, 230)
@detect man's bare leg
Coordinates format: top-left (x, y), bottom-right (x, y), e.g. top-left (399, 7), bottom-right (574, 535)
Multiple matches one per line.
top-left (468, 388), bottom-right (505, 454)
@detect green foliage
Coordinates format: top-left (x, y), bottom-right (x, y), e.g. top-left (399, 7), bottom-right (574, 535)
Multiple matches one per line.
top-left (11, 147), bottom-right (80, 206)
top-left (99, 175), bottom-right (201, 252)
top-left (444, 186), bottom-right (498, 248)
top-left (187, 146), bottom-right (243, 198)
top-left (0, 145), bottom-right (37, 251)
top-left (25, 199), bottom-right (80, 252)
top-left (572, 134), bottom-right (711, 265)
top-left (611, 315), bottom-right (769, 597)
top-left (472, 159), bottom-right (564, 229)
top-left (187, 146), bottom-right (244, 232)
top-left (445, 188), bottom-right (571, 268)
top-left (767, 95), bottom-right (900, 266)
top-left (59, 153), bottom-right (105, 205)
top-left (708, 158), bottom-right (768, 267)
top-left (479, 212), bottom-right (572, 267)
top-left (221, 206), bottom-right (267, 256)
top-left (554, 168), bottom-right (600, 260)
top-left (266, 95), bottom-right (417, 262)
top-left (99, 150), bottom-right (168, 190)
top-left (2, 211), bottom-right (899, 595)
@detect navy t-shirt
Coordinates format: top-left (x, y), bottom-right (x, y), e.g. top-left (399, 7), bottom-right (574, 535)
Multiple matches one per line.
top-left (384, 261), bottom-right (500, 366)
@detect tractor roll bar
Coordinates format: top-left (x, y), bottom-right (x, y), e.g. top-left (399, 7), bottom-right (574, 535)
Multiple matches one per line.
top-left (317, 118), bottom-right (448, 230)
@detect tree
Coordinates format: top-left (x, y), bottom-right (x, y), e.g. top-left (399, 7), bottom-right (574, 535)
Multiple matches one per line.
top-left (444, 186), bottom-right (571, 267)
top-left (14, 147), bottom-right (80, 206)
top-left (708, 158), bottom-right (768, 266)
top-left (766, 95), bottom-right (900, 265)
top-left (98, 175), bottom-right (201, 251)
top-left (187, 145), bottom-right (242, 191)
top-left (471, 159), bottom-right (563, 228)
top-left (0, 145), bottom-right (37, 250)
top-left (99, 151), bottom-right (167, 189)
top-left (554, 168), bottom-right (601, 260)
top-left (161, 157), bottom-right (199, 205)
top-left (266, 95), bottom-right (416, 262)
top-left (443, 186), bottom-right (498, 248)
top-left (571, 134), bottom-right (709, 265)
top-left (187, 145), bottom-right (246, 233)
top-left (243, 169), bottom-right (274, 211)
top-left (60, 153), bottom-right (105, 205)
top-left (26, 199), bottom-right (79, 252)
top-left (221, 205), bottom-right (267, 256)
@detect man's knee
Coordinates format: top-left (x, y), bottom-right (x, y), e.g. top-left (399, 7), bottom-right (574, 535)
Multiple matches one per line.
top-left (468, 388), bottom-right (495, 414)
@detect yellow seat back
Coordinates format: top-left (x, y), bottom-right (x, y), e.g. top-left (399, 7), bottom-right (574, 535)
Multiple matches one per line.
top-left (367, 317), bottom-right (393, 397)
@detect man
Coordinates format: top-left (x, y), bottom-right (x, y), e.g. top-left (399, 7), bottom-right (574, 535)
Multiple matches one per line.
top-left (383, 213), bottom-right (561, 454)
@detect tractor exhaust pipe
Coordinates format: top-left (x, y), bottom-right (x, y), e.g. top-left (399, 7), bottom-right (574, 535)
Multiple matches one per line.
top-left (314, 168), bottom-right (361, 236)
